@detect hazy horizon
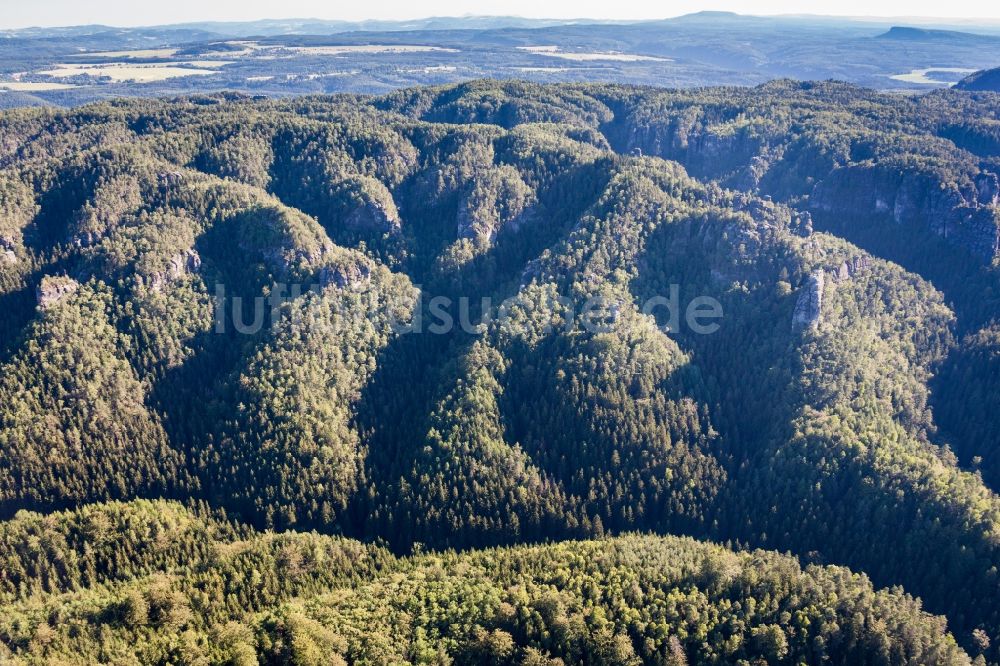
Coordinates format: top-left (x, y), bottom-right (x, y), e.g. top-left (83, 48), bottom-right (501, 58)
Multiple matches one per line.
top-left (6, 2), bottom-right (1000, 31)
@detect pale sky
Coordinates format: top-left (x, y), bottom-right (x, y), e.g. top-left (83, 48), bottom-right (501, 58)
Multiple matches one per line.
top-left (4, 0), bottom-right (1000, 29)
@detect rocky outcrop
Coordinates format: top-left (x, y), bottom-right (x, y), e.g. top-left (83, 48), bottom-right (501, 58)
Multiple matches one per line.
top-left (976, 173), bottom-right (1000, 206)
top-left (71, 232), bottom-right (101, 249)
top-left (319, 260), bottom-right (372, 290)
top-left (505, 207), bottom-right (538, 235)
top-left (613, 107), bottom-right (1000, 264)
top-left (456, 200), bottom-right (537, 243)
top-left (618, 116), bottom-right (765, 184)
top-left (157, 171), bottom-right (184, 187)
top-left (830, 255), bottom-right (872, 283)
top-left (0, 235), bottom-right (16, 265)
top-left (810, 166), bottom-right (1000, 263)
top-left (792, 256), bottom-right (873, 330)
top-left (235, 205), bottom-right (338, 280)
top-left (794, 210), bottom-right (814, 237)
top-left (169, 248), bottom-right (202, 278)
top-left (792, 270), bottom-right (825, 331)
top-left (255, 241), bottom-right (335, 278)
top-left (338, 175), bottom-right (402, 236)
top-left (36, 276), bottom-right (80, 309)
top-left (456, 166), bottom-right (538, 243)
top-left (950, 207), bottom-right (1000, 261)
top-left (234, 204), bottom-right (375, 291)
top-left (344, 199), bottom-right (401, 235)
top-left (455, 203), bottom-right (478, 240)
top-left (145, 249), bottom-right (202, 292)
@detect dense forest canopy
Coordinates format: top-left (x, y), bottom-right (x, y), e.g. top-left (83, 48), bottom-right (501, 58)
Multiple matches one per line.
top-left (0, 79), bottom-right (999, 664)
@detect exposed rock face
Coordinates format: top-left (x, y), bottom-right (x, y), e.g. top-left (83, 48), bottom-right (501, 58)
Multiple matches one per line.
top-left (170, 249), bottom-right (202, 278)
top-left (830, 255), bottom-right (872, 283)
top-left (456, 167), bottom-right (538, 243)
top-left (792, 257), bottom-right (872, 330)
top-left (456, 200), bottom-right (537, 243)
top-left (810, 166), bottom-right (1000, 263)
top-left (794, 211), bottom-right (814, 237)
top-left (256, 239), bottom-right (335, 275)
top-left (253, 246), bottom-right (332, 282)
top-left (236, 206), bottom-right (337, 279)
top-left (344, 200), bottom-right (401, 235)
top-left (147, 249), bottom-right (202, 292)
top-left (36, 276), bottom-right (80, 309)
top-left (455, 203), bottom-right (479, 240)
top-left (505, 207), bottom-right (537, 235)
top-left (72, 232), bottom-right (101, 249)
top-left (950, 208), bottom-right (1000, 261)
top-left (157, 171), bottom-right (184, 187)
top-left (618, 114), bottom-right (1000, 263)
top-left (319, 260), bottom-right (373, 290)
top-left (975, 173), bottom-right (1000, 206)
top-left (792, 270), bottom-right (825, 331)
top-left (0, 235), bottom-right (16, 265)
top-left (620, 119), bottom-right (763, 183)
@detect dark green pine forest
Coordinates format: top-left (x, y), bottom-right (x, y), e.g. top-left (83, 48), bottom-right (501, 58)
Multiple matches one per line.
top-left (0, 80), bottom-right (999, 664)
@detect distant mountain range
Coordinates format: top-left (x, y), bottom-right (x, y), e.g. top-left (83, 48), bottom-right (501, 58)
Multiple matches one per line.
top-left (2, 12), bottom-right (1000, 106)
top-left (6, 12), bottom-right (1000, 38)
top-left (877, 25), bottom-right (1000, 41)
top-left (1, 15), bottom-right (627, 39)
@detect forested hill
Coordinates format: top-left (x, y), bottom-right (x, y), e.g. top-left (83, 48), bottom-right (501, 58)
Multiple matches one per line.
top-left (956, 67), bottom-right (1000, 91)
top-left (0, 80), bottom-right (999, 663)
top-left (0, 501), bottom-right (967, 664)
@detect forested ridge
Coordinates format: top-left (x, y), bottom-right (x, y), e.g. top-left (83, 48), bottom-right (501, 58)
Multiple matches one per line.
top-left (0, 80), bottom-right (999, 664)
